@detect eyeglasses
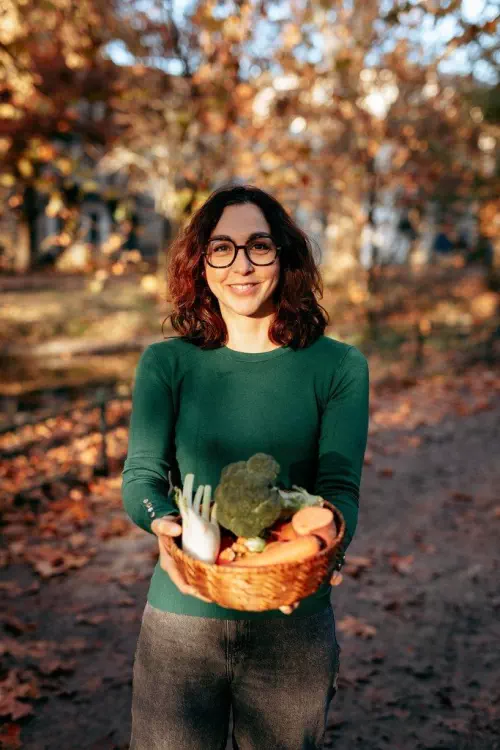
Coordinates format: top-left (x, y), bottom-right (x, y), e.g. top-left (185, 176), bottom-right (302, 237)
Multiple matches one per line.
top-left (203, 234), bottom-right (281, 268)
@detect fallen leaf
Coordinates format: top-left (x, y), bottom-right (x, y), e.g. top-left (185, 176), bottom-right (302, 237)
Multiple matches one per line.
top-left (24, 545), bottom-right (93, 578)
top-left (75, 614), bottom-right (109, 626)
top-left (0, 669), bottom-right (39, 720)
top-left (439, 717), bottom-right (469, 733)
top-left (68, 532), bottom-right (87, 549)
top-left (0, 723), bottom-right (22, 749)
top-left (0, 583), bottom-right (23, 597)
top-left (337, 615), bottom-right (377, 639)
top-left (83, 676), bottom-right (103, 692)
top-left (38, 657), bottom-right (77, 675)
top-left (388, 553), bottom-right (414, 575)
top-left (117, 596), bottom-right (135, 606)
top-left (0, 638), bottom-right (52, 660)
top-left (344, 555), bottom-right (373, 578)
top-left (450, 491), bottom-right (473, 502)
top-left (97, 517), bottom-right (130, 540)
top-left (0, 698), bottom-right (33, 721)
top-left (59, 636), bottom-right (89, 653)
top-left (0, 615), bottom-right (36, 636)
top-left (114, 572), bottom-right (142, 586)
top-left (2, 525), bottom-right (26, 539)
top-left (416, 541), bottom-right (436, 553)
top-left (8, 542), bottom-right (25, 557)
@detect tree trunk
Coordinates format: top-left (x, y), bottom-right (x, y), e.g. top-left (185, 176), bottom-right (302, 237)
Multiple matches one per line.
top-left (22, 185), bottom-right (40, 270)
top-left (14, 222), bottom-right (32, 272)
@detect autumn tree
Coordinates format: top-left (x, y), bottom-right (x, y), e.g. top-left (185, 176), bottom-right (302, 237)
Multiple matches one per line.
top-left (0, 0), bottom-right (125, 268)
top-left (1, 0), bottom-right (498, 276)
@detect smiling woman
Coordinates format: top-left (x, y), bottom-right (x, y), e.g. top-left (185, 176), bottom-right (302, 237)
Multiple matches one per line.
top-left (163, 184), bottom-right (328, 353)
top-left (122, 183), bottom-right (370, 750)
top-left (202, 203), bottom-right (282, 352)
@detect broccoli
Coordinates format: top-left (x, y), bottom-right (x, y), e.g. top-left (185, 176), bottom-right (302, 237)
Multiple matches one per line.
top-left (214, 453), bottom-right (282, 538)
top-left (213, 452), bottom-right (324, 538)
top-left (246, 453), bottom-right (280, 481)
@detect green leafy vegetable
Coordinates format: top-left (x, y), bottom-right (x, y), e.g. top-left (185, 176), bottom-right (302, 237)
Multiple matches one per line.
top-left (171, 454), bottom-right (325, 548)
top-left (243, 537), bottom-right (267, 553)
top-left (277, 485), bottom-right (324, 512)
top-left (214, 453), bottom-right (282, 537)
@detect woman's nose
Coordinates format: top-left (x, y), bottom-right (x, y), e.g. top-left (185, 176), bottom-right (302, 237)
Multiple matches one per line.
top-left (232, 247), bottom-right (254, 272)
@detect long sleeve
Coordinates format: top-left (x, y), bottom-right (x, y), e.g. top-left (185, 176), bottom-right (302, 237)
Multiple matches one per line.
top-left (314, 346), bottom-right (369, 552)
top-left (122, 346), bottom-right (178, 534)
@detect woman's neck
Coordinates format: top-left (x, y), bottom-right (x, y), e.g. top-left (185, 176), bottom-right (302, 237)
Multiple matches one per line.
top-left (225, 339), bottom-right (282, 354)
top-left (223, 313), bottom-right (281, 354)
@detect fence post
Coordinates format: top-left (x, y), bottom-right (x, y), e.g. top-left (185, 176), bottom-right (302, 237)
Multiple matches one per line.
top-left (94, 387), bottom-right (110, 477)
top-left (366, 262), bottom-right (381, 342)
top-left (415, 318), bottom-right (431, 367)
top-left (486, 324), bottom-right (500, 365)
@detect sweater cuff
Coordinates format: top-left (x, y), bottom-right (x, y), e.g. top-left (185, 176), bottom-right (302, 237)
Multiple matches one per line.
top-left (140, 495), bottom-right (180, 534)
top-left (122, 484), bottom-right (179, 535)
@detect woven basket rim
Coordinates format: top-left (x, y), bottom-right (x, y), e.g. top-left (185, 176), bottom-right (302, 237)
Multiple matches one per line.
top-left (167, 500), bottom-right (345, 573)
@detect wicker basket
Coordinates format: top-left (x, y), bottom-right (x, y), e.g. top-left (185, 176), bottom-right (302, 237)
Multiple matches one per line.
top-left (164, 500), bottom-right (345, 611)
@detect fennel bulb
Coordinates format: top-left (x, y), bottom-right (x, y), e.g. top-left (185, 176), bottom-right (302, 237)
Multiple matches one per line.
top-left (177, 475), bottom-right (221, 564)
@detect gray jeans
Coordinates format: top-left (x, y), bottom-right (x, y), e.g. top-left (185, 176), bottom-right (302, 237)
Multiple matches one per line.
top-left (130, 601), bottom-right (340, 750)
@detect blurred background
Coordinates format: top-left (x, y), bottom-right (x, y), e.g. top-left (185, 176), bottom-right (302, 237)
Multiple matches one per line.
top-left (1, 1), bottom-right (499, 749)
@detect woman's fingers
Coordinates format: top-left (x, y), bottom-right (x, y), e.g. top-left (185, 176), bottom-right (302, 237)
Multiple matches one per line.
top-left (330, 571), bottom-right (343, 586)
top-left (157, 536), bottom-right (212, 603)
top-left (279, 572), bottom-right (343, 614)
top-left (153, 517), bottom-right (212, 602)
top-left (157, 536), bottom-right (191, 592)
top-left (151, 516), bottom-right (182, 537)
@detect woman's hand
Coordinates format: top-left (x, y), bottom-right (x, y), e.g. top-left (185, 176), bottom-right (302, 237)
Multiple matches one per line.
top-left (278, 570), bottom-right (343, 615)
top-left (151, 516), bottom-right (212, 603)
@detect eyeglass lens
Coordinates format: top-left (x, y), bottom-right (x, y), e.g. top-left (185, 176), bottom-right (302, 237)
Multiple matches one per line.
top-left (206, 238), bottom-right (277, 267)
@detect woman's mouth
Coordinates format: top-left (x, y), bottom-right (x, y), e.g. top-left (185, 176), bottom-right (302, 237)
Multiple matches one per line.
top-left (228, 283), bottom-right (260, 295)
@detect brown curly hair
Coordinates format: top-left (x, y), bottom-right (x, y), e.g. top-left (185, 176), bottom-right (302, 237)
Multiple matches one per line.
top-left (163, 183), bottom-right (329, 350)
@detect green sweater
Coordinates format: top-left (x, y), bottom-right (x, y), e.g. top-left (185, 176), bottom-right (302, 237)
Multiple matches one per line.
top-left (122, 335), bottom-right (369, 620)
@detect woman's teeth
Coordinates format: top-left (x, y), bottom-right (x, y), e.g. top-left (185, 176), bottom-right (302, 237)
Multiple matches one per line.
top-left (229, 283), bottom-right (259, 294)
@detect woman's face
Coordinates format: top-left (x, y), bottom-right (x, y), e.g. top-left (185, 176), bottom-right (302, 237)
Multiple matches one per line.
top-left (203, 203), bottom-right (281, 320)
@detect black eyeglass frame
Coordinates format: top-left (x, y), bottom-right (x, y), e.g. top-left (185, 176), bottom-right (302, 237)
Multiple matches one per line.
top-left (202, 234), bottom-right (282, 268)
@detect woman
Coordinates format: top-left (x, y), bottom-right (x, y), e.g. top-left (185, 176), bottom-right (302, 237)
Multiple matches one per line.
top-left (122, 184), bottom-right (369, 749)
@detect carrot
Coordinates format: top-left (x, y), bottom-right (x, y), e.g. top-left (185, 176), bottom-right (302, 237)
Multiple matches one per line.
top-left (228, 535), bottom-right (321, 567)
top-left (270, 520), bottom-right (298, 542)
top-left (258, 541), bottom-right (283, 552)
top-left (216, 547), bottom-right (236, 565)
top-left (292, 506), bottom-right (337, 548)
top-left (291, 506), bottom-right (334, 536)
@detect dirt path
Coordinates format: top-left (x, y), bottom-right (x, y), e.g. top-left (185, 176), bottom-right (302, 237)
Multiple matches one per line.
top-left (325, 395), bottom-right (500, 750)
top-left (2, 393), bottom-right (499, 750)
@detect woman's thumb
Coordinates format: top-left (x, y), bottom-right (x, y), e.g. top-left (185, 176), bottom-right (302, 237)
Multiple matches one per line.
top-left (157, 517), bottom-right (182, 536)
